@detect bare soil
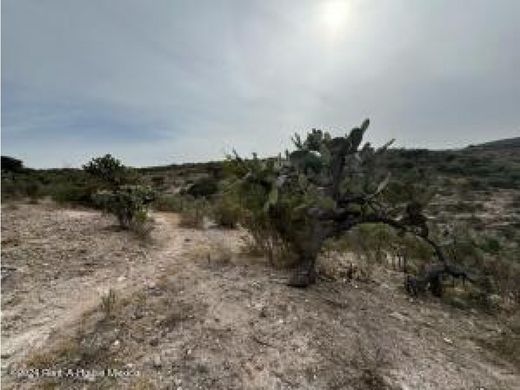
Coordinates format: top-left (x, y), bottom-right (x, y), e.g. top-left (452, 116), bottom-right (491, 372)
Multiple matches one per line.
top-left (1, 203), bottom-right (519, 389)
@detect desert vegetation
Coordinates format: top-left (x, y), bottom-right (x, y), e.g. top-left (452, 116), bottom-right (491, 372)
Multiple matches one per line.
top-left (1, 125), bottom-right (519, 389)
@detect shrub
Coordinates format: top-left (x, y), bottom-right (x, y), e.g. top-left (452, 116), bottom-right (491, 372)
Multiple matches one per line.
top-left (178, 198), bottom-right (210, 228)
top-left (51, 182), bottom-right (96, 205)
top-left (83, 154), bottom-right (133, 188)
top-left (222, 169), bottom-right (297, 265)
top-left (101, 289), bottom-right (117, 320)
top-left (1, 156), bottom-right (23, 172)
top-left (93, 185), bottom-right (155, 231)
top-left (480, 237), bottom-right (501, 254)
top-left (186, 176), bottom-right (218, 198)
top-left (240, 212), bottom-right (296, 267)
top-left (212, 193), bottom-right (242, 228)
top-left (24, 180), bottom-right (42, 203)
top-left (1, 180), bottom-right (18, 201)
top-left (153, 194), bottom-right (186, 212)
top-left (150, 175), bottom-right (166, 188)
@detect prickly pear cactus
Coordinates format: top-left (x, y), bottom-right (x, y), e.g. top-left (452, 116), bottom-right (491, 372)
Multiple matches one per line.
top-left (231, 119), bottom-right (452, 288)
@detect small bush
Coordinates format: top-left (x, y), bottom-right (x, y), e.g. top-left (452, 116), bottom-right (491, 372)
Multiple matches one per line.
top-left (1, 156), bottom-right (23, 172)
top-left (1, 179), bottom-right (19, 201)
top-left (101, 289), bottom-right (117, 319)
top-left (179, 198), bottom-right (210, 228)
top-left (24, 180), bottom-right (42, 202)
top-left (153, 194), bottom-right (185, 212)
top-left (83, 154), bottom-right (135, 188)
top-left (151, 175), bottom-right (166, 188)
top-left (480, 237), bottom-right (501, 254)
top-left (212, 194), bottom-right (242, 228)
top-left (186, 176), bottom-right (218, 198)
top-left (1, 174), bottom-right (44, 203)
top-left (93, 185), bottom-right (155, 231)
top-left (51, 183), bottom-right (95, 205)
top-left (208, 241), bottom-right (233, 265)
top-left (240, 212), bottom-right (296, 267)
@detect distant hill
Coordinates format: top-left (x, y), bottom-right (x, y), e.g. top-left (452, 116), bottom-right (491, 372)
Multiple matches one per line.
top-left (467, 137), bottom-right (520, 150)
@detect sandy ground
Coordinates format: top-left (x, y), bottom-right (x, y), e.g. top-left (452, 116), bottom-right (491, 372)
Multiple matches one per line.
top-left (1, 203), bottom-right (519, 389)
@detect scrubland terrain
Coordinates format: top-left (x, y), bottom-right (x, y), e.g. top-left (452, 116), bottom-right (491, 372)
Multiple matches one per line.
top-left (1, 202), bottom-right (519, 389)
top-left (2, 139), bottom-right (520, 389)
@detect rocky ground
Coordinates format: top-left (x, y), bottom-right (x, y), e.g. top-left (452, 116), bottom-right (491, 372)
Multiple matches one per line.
top-left (1, 202), bottom-right (519, 389)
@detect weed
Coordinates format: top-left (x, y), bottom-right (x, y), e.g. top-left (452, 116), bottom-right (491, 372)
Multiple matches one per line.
top-left (101, 289), bottom-right (117, 319)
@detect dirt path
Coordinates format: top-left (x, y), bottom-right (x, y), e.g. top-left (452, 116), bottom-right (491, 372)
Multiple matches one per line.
top-left (2, 204), bottom-right (519, 389)
top-left (1, 206), bottom-right (204, 365)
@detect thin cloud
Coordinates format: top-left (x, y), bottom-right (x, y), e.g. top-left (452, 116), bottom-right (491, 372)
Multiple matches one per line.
top-left (2, 0), bottom-right (519, 168)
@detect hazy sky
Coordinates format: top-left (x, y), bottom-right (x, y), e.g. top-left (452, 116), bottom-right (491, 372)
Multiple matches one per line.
top-left (2, 0), bottom-right (519, 168)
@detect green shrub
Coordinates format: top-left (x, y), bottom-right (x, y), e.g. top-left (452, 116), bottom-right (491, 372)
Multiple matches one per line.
top-left (24, 180), bottom-right (42, 203)
top-left (153, 194), bottom-right (185, 212)
top-left (83, 154), bottom-right (134, 188)
top-left (1, 156), bottom-right (23, 172)
top-left (92, 185), bottom-right (155, 231)
top-left (212, 194), bottom-right (242, 228)
top-left (1, 178), bottom-right (19, 201)
top-left (480, 237), bottom-right (501, 254)
top-left (51, 183), bottom-right (95, 205)
top-left (240, 215), bottom-right (296, 267)
top-left (178, 198), bottom-right (210, 229)
top-left (151, 175), bottom-right (166, 188)
top-left (186, 176), bottom-right (218, 198)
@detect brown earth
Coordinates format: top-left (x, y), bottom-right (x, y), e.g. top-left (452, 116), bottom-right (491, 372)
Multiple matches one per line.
top-left (1, 203), bottom-right (519, 389)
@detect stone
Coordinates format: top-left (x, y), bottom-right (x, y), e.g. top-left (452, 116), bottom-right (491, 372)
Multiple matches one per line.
top-left (152, 355), bottom-right (162, 368)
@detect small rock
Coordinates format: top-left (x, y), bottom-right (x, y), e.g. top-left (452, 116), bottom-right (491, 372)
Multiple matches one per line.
top-left (489, 294), bottom-right (502, 306)
top-left (152, 355), bottom-right (162, 368)
top-left (443, 337), bottom-right (453, 344)
top-left (117, 276), bottom-right (125, 282)
top-left (149, 337), bottom-right (159, 346)
top-left (389, 311), bottom-right (407, 322)
top-left (151, 288), bottom-right (163, 297)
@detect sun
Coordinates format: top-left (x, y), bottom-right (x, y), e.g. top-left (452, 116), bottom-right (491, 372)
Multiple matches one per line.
top-left (320, 0), bottom-right (350, 37)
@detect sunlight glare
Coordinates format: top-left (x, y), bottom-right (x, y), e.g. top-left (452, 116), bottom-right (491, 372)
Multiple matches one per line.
top-left (320, 0), bottom-right (350, 38)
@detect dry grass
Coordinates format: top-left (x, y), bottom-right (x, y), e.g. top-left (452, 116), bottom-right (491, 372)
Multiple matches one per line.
top-left (100, 289), bottom-right (117, 319)
top-left (188, 240), bottom-right (233, 266)
top-left (25, 338), bottom-right (79, 368)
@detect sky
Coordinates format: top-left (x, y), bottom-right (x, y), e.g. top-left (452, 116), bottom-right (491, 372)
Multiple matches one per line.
top-left (2, 0), bottom-right (519, 168)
